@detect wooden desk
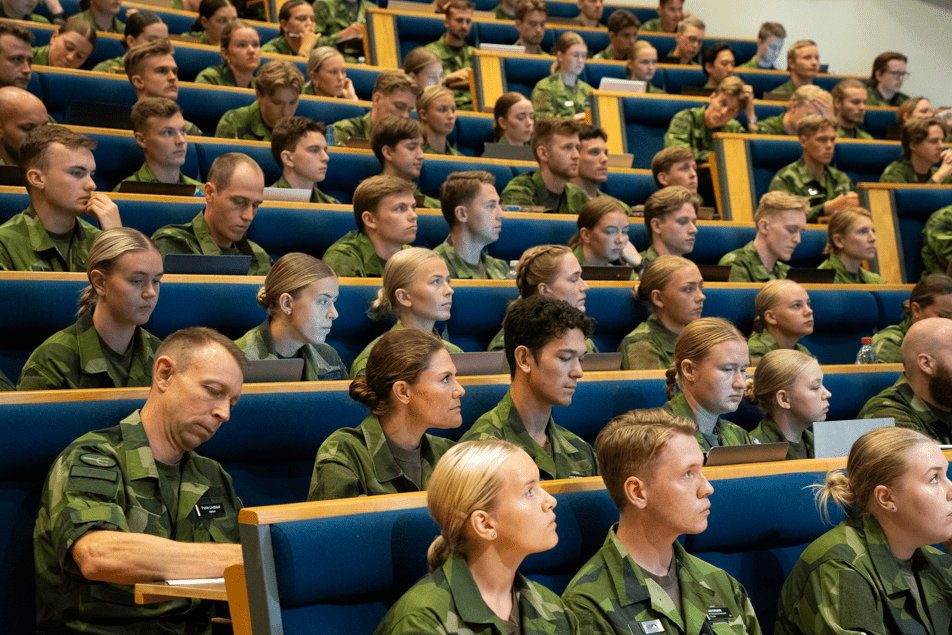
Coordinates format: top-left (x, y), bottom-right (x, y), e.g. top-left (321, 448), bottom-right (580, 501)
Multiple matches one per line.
top-left (135, 580), bottom-right (227, 604)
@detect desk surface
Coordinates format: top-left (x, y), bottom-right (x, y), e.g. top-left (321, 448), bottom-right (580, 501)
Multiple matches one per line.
top-left (135, 581), bottom-right (227, 604)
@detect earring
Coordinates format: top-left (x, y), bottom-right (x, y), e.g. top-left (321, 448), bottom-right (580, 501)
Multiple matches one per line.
top-left (491, 532), bottom-right (497, 539)
top-left (285, 308), bottom-right (291, 315)
top-left (891, 506), bottom-right (897, 511)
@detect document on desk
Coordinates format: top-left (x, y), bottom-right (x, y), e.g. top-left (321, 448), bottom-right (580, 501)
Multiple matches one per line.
top-left (165, 578), bottom-right (225, 586)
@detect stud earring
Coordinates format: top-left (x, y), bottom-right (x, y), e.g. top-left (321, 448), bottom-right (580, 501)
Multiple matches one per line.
top-left (491, 532), bottom-right (497, 538)
top-left (891, 506), bottom-right (896, 511)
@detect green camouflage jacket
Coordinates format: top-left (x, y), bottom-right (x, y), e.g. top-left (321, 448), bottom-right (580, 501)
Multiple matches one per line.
top-left (754, 114), bottom-right (789, 136)
top-left (776, 514), bottom-right (952, 635)
top-left (32, 45), bottom-right (51, 65)
top-left (768, 157), bottom-right (854, 222)
top-left (817, 252), bottom-right (885, 284)
top-left (718, 240), bottom-right (790, 283)
top-left (375, 551), bottom-right (579, 635)
top-left (881, 159), bottom-right (952, 185)
top-left (422, 140), bottom-right (462, 156)
top-left (333, 112), bottom-right (373, 146)
top-left (351, 320), bottom-right (463, 378)
top-left (113, 162), bottom-right (202, 192)
top-left (665, 392), bottom-right (752, 454)
top-left (770, 80), bottom-right (799, 95)
top-left (866, 86), bottom-right (909, 107)
top-left (749, 416), bottom-right (815, 460)
top-left (434, 235), bottom-right (509, 279)
top-left (215, 101), bottom-right (272, 141)
top-left (857, 373), bottom-right (952, 443)
top-left (0, 369), bottom-right (13, 391)
top-left (308, 413), bottom-right (454, 500)
top-left (499, 169), bottom-right (589, 214)
top-left (639, 18), bottom-right (663, 31)
top-left (531, 73), bottom-right (593, 119)
top-left (922, 205), bottom-right (952, 276)
top-left (315, 0), bottom-right (375, 62)
top-left (562, 524), bottom-right (762, 635)
top-left (0, 204), bottom-right (101, 272)
top-left (271, 175), bottom-right (341, 204)
top-left (592, 46), bottom-right (620, 61)
top-left (664, 106), bottom-right (745, 162)
top-left (76, 8), bottom-right (124, 33)
top-left (34, 411), bottom-right (241, 634)
top-left (619, 314), bottom-right (678, 371)
top-left (195, 63), bottom-right (256, 89)
top-left (18, 312), bottom-right (160, 391)
top-left (639, 244), bottom-right (660, 265)
top-left (838, 126), bottom-right (874, 140)
top-left (92, 54), bottom-right (125, 73)
top-left (235, 320), bottom-right (347, 381)
top-left (492, 4), bottom-right (512, 19)
top-left (871, 316), bottom-right (910, 364)
top-left (424, 36), bottom-right (475, 110)
top-left (459, 390), bottom-right (598, 479)
top-left (323, 229), bottom-right (405, 277)
top-left (261, 36), bottom-right (296, 56)
top-left (747, 331), bottom-right (813, 366)
top-left (736, 57), bottom-right (778, 70)
top-left (151, 210), bottom-right (272, 276)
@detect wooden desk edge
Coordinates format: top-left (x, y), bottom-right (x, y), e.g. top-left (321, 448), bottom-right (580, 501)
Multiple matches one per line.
top-left (134, 581), bottom-right (227, 604)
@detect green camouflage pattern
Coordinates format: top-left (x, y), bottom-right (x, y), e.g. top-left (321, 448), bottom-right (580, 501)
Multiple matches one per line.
top-left (18, 312), bottom-right (160, 391)
top-left (423, 140), bottom-right (462, 156)
top-left (375, 551), bottom-right (579, 635)
top-left (866, 86), bottom-right (909, 108)
top-left (434, 235), bottom-right (509, 279)
top-left (747, 331), bottom-right (813, 366)
top-left (665, 392), bottom-right (752, 453)
top-left (837, 126), bottom-right (874, 140)
top-left (350, 320), bottom-right (462, 378)
top-left (776, 514), bottom-right (952, 635)
top-left (881, 159), bottom-right (952, 184)
top-left (922, 205), bottom-right (952, 276)
top-left (92, 54), bottom-right (125, 74)
top-left (639, 18), bottom-right (663, 31)
top-left (737, 57), bottom-right (778, 70)
top-left (592, 47), bottom-right (618, 61)
top-left (424, 36), bottom-right (475, 110)
top-left (195, 63), bottom-right (256, 89)
top-left (749, 416), bottom-right (815, 459)
top-left (639, 244), bottom-right (661, 266)
top-left (618, 314), bottom-right (678, 371)
top-left (0, 369), bottom-right (13, 391)
top-left (333, 112), bottom-right (373, 146)
top-left (664, 106), bottom-right (746, 162)
top-left (76, 8), bottom-right (124, 33)
top-left (151, 210), bottom-right (272, 276)
top-left (235, 320), bottom-right (347, 381)
top-left (317, 0), bottom-right (375, 62)
top-left (857, 373), bottom-right (952, 443)
top-left (0, 204), bottom-right (101, 272)
top-left (562, 525), bottom-right (762, 635)
top-left (215, 101), bottom-right (272, 141)
top-left (718, 240), bottom-right (790, 283)
top-left (770, 80), bottom-right (799, 95)
top-left (817, 253), bottom-right (885, 284)
top-left (499, 169), bottom-right (589, 214)
top-left (492, 4), bottom-right (512, 19)
top-left (768, 157), bottom-right (854, 222)
top-left (0, 5), bottom-right (49, 21)
top-left (754, 114), bottom-right (788, 136)
top-left (870, 316), bottom-right (910, 364)
top-left (530, 73), bottom-right (593, 119)
top-left (261, 36), bottom-right (295, 56)
top-left (323, 229), bottom-right (405, 277)
top-left (307, 413), bottom-right (453, 500)
top-left (272, 175), bottom-right (341, 204)
top-left (32, 45), bottom-right (50, 64)
top-left (113, 162), bottom-right (202, 192)
top-left (459, 390), bottom-right (599, 479)
top-left (34, 411), bottom-right (241, 634)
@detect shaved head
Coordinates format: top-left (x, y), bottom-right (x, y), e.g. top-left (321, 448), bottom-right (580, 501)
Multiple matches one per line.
top-left (0, 86), bottom-right (47, 166)
top-left (902, 318), bottom-right (952, 412)
top-left (902, 318), bottom-right (952, 369)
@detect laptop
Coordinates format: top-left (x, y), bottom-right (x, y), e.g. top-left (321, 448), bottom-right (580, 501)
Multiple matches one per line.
top-left (117, 181), bottom-right (197, 197)
top-left (262, 186), bottom-right (312, 203)
top-left (581, 352), bottom-right (622, 372)
top-left (162, 254), bottom-right (252, 276)
top-left (813, 418), bottom-right (894, 459)
top-left (242, 359), bottom-right (306, 383)
top-left (482, 143), bottom-right (535, 162)
top-left (705, 442), bottom-right (788, 466)
top-left (479, 43), bottom-right (526, 54)
top-left (597, 77), bottom-right (647, 94)
top-left (681, 86), bottom-right (715, 97)
top-left (581, 265), bottom-right (634, 281)
top-left (450, 352), bottom-right (506, 376)
top-left (786, 268), bottom-right (836, 284)
top-left (696, 264), bottom-right (732, 282)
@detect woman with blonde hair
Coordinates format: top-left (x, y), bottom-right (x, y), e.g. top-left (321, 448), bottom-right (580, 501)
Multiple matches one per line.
top-left (235, 253), bottom-right (346, 381)
top-left (626, 41), bottom-right (666, 93)
top-left (403, 47), bottom-right (443, 90)
top-left (568, 197), bottom-right (639, 268)
top-left (871, 274), bottom-right (952, 363)
top-left (619, 255), bottom-right (705, 370)
top-left (18, 228), bottom-right (163, 390)
top-left (664, 317), bottom-right (753, 453)
top-left (32, 16), bottom-right (97, 69)
top-left (817, 207), bottom-right (885, 284)
top-left (746, 349), bottom-right (831, 459)
top-left (748, 279), bottom-right (815, 365)
top-left (350, 248), bottom-right (462, 378)
top-left (195, 20), bottom-right (260, 89)
top-left (303, 46), bottom-right (358, 99)
top-left (374, 440), bottom-right (578, 634)
top-left (776, 426), bottom-right (952, 634)
top-left (487, 244), bottom-right (597, 354)
top-left (530, 32), bottom-right (593, 119)
top-left (491, 92), bottom-right (534, 145)
top-left (308, 329), bottom-right (465, 500)
top-left (417, 85), bottom-right (461, 155)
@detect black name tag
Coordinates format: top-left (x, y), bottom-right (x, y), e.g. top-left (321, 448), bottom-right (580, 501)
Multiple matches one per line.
top-left (706, 607), bottom-right (733, 622)
top-left (195, 500), bottom-right (226, 518)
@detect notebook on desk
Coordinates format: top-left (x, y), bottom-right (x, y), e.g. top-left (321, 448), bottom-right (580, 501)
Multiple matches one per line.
top-left (705, 442), bottom-right (788, 466)
top-left (450, 352), bottom-right (506, 376)
top-left (242, 359), bottom-right (305, 383)
top-left (162, 254), bottom-right (251, 276)
top-left (813, 418), bottom-right (894, 458)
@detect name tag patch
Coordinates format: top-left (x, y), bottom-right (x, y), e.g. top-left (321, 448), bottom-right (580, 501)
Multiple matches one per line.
top-left (638, 619), bottom-right (664, 634)
top-left (706, 607), bottom-right (733, 622)
top-left (195, 500), bottom-right (226, 518)
top-left (564, 100), bottom-right (574, 107)
top-left (806, 187), bottom-right (820, 196)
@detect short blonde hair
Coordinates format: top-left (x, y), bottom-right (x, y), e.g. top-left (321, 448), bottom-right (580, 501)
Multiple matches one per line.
top-left (417, 85), bottom-right (455, 114)
top-left (256, 59), bottom-right (304, 97)
top-left (629, 40), bottom-right (656, 62)
top-left (552, 31), bottom-right (585, 74)
top-left (744, 348), bottom-right (816, 416)
top-left (714, 76), bottom-right (749, 111)
top-left (753, 279), bottom-right (804, 332)
top-left (753, 191), bottom-right (808, 224)
top-left (666, 317), bottom-right (745, 398)
top-left (256, 253), bottom-right (336, 318)
top-left (369, 247), bottom-right (443, 320)
top-left (797, 114), bottom-right (837, 139)
top-left (824, 207), bottom-right (872, 255)
top-left (676, 16), bottom-right (704, 32)
top-left (786, 39), bottom-right (817, 68)
top-left (790, 84), bottom-right (830, 110)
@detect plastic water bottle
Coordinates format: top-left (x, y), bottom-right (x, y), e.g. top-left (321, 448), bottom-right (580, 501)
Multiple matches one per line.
top-left (325, 124), bottom-right (335, 147)
top-left (855, 337), bottom-right (876, 364)
top-left (506, 260), bottom-right (518, 280)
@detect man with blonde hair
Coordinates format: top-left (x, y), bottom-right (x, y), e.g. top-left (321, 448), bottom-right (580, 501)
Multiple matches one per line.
top-left (769, 114), bottom-right (857, 222)
top-left (753, 84), bottom-right (833, 136)
top-left (832, 79), bottom-right (873, 140)
top-left (663, 16), bottom-right (704, 65)
top-left (562, 408), bottom-right (762, 634)
top-left (641, 186), bottom-right (699, 263)
top-left (334, 69), bottom-right (422, 145)
top-left (664, 75), bottom-right (748, 162)
top-left (125, 39), bottom-right (202, 136)
top-left (215, 59), bottom-right (303, 141)
top-left (772, 39), bottom-right (820, 95)
top-left (425, 0), bottom-right (476, 109)
top-left (593, 9), bottom-right (639, 61)
top-left (737, 22), bottom-right (785, 70)
top-left (435, 170), bottom-right (508, 279)
top-left (513, 0), bottom-right (547, 55)
top-left (718, 191), bottom-right (809, 282)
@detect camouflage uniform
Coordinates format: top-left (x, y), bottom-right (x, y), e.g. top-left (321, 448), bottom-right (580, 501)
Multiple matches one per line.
top-left (770, 80), bottom-right (799, 95)
top-left (0, 205), bottom-right (101, 272)
top-left (753, 114), bottom-right (789, 136)
top-left (776, 514), bottom-right (952, 635)
top-left (350, 320), bottom-right (463, 378)
top-left (736, 57), bottom-right (778, 70)
top-left (235, 320), bottom-right (347, 381)
top-left (434, 235), bottom-right (509, 279)
top-left (718, 240), bottom-right (790, 283)
top-left (881, 159), bottom-right (952, 184)
top-left (499, 169), bottom-right (589, 214)
top-left (307, 413), bottom-right (453, 501)
top-left (749, 416), bottom-right (815, 460)
top-left (639, 244), bottom-right (661, 266)
top-left (113, 162), bottom-right (203, 192)
top-left (416, 188), bottom-right (441, 209)
top-left (422, 140), bottom-right (462, 156)
top-left (639, 18), bottom-right (664, 31)
top-left (34, 411), bottom-right (241, 635)
top-left (195, 63), bottom-right (256, 89)
top-left (215, 101), bottom-right (273, 141)
top-left (261, 36), bottom-right (296, 56)
top-left (0, 5), bottom-right (49, 21)
top-left (838, 126), bottom-right (874, 140)
top-left (424, 35), bottom-right (475, 110)
top-left (18, 312), bottom-right (160, 391)
top-left (592, 47), bottom-right (620, 61)
top-left (870, 316), bottom-right (910, 364)
top-left (459, 390), bottom-right (599, 479)
top-left (857, 373), bottom-right (952, 443)
top-left (315, 0), bottom-right (376, 63)
top-left (0, 369), bottom-right (13, 391)
top-left (375, 551), bottom-right (579, 635)
top-left (664, 106), bottom-right (746, 162)
top-left (768, 157), bottom-right (855, 222)
top-left (747, 331), bottom-right (813, 366)
top-left (866, 86), bottom-right (909, 108)
top-left (32, 45), bottom-right (51, 65)
top-left (531, 73), bottom-right (593, 119)
top-left (151, 210), bottom-right (272, 276)
top-left (92, 54), bottom-right (125, 74)
top-left (182, 31), bottom-right (211, 44)
top-left (333, 112), bottom-right (372, 146)
top-left (618, 314), bottom-right (678, 371)
top-left (76, 8), bottom-right (124, 33)
top-left (323, 229), bottom-right (406, 277)
top-left (921, 205), bottom-right (952, 276)
top-left (492, 4), bottom-right (513, 19)
top-left (562, 524), bottom-right (762, 635)
top-left (665, 392), bottom-right (752, 454)
top-left (817, 253), bottom-right (885, 284)
top-left (271, 175), bottom-right (341, 204)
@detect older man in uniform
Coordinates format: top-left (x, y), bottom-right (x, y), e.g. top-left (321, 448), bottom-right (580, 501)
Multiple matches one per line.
top-left (333, 69), bottom-right (421, 146)
top-left (34, 327), bottom-right (246, 634)
top-left (0, 85), bottom-right (48, 166)
top-left (434, 170), bottom-right (508, 279)
top-left (424, 0), bottom-right (476, 110)
top-left (215, 59), bottom-right (303, 141)
top-left (920, 205), bottom-right (952, 276)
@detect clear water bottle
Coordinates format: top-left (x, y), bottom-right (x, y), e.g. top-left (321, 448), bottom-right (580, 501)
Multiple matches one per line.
top-left (506, 260), bottom-right (518, 280)
top-left (855, 337), bottom-right (876, 364)
top-left (325, 124), bottom-right (335, 147)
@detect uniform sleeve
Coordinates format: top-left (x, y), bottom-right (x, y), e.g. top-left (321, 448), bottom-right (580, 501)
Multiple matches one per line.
top-left (870, 333), bottom-right (900, 364)
top-left (768, 170), bottom-right (792, 194)
top-left (780, 561), bottom-right (886, 635)
top-left (732, 580), bottom-right (763, 635)
top-left (307, 460), bottom-right (367, 501)
top-left (499, 178), bottom-right (535, 207)
top-left (663, 111), bottom-right (694, 153)
top-left (561, 590), bottom-right (618, 635)
top-left (458, 417), bottom-right (505, 443)
top-left (349, 349), bottom-right (370, 378)
top-left (214, 111), bottom-right (240, 138)
top-left (879, 164), bottom-right (905, 183)
top-left (857, 399), bottom-right (924, 432)
top-left (17, 342), bottom-right (76, 391)
top-left (727, 263), bottom-right (754, 282)
top-left (323, 245), bottom-right (363, 278)
top-left (531, 81), bottom-right (556, 120)
top-left (194, 66), bottom-right (220, 85)
top-left (623, 340), bottom-right (667, 370)
top-left (374, 608), bottom-right (451, 635)
top-left (150, 228), bottom-right (190, 257)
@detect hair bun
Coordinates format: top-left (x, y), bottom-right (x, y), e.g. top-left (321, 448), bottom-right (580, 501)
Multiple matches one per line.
top-left (743, 376), bottom-right (757, 404)
top-left (256, 287), bottom-right (270, 309)
top-left (348, 378), bottom-right (379, 409)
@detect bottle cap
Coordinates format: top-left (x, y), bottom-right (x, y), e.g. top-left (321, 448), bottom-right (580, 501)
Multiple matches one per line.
top-left (862, 337), bottom-right (872, 344)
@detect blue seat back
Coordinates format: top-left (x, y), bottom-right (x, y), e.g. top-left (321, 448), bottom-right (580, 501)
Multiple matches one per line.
top-left (888, 187), bottom-right (952, 282)
top-left (83, 132), bottom-right (202, 192)
top-left (393, 14), bottom-right (477, 63)
top-left (870, 289), bottom-right (909, 330)
top-left (799, 289), bottom-right (880, 364)
top-left (833, 142), bottom-right (902, 186)
top-left (501, 56), bottom-right (555, 98)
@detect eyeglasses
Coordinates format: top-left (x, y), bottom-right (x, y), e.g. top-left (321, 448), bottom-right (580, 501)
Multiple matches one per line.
top-left (887, 70), bottom-right (911, 79)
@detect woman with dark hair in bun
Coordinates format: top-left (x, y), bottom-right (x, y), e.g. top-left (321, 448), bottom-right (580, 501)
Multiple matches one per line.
top-left (307, 328), bottom-right (465, 501)
top-left (234, 252), bottom-right (346, 381)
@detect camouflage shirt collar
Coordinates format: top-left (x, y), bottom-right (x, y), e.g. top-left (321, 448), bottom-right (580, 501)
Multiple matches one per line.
top-left (191, 209), bottom-right (255, 256)
top-left (361, 410), bottom-right (444, 484)
top-left (23, 204), bottom-right (89, 255)
top-left (440, 551), bottom-right (535, 625)
top-left (118, 410), bottom-right (206, 486)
